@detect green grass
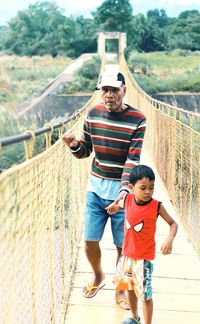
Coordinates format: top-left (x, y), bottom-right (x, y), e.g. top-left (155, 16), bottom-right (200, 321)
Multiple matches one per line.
top-left (1, 50), bottom-right (200, 170)
top-left (0, 54), bottom-right (73, 171)
top-left (127, 50), bottom-right (200, 94)
top-left (0, 54), bottom-right (73, 111)
top-left (0, 54), bottom-right (100, 171)
top-left (60, 55), bottom-right (101, 94)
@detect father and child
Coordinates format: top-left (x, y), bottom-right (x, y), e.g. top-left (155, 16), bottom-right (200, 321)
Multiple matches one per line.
top-left (63, 70), bottom-right (178, 324)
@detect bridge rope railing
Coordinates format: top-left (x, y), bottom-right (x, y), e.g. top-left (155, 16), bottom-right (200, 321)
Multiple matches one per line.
top-left (0, 53), bottom-right (106, 323)
top-left (0, 53), bottom-right (199, 324)
top-left (119, 52), bottom-right (200, 258)
top-left (0, 87), bottom-right (102, 323)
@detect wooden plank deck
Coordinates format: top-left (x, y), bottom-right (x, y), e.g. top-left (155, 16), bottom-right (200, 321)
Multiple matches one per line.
top-left (65, 155), bottom-right (200, 324)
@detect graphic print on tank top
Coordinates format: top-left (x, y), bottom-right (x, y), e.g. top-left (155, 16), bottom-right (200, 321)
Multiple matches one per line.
top-left (123, 195), bottom-right (159, 259)
top-left (126, 219), bottom-right (144, 232)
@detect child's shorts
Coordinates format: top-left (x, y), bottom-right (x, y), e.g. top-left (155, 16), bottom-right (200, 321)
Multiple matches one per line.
top-left (113, 256), bottom-right (154, 301)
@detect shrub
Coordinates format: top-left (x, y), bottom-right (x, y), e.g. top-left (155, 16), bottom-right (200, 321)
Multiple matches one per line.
top-left (61, 55), bottom-right (101, 94)
top-left (76, 55), bottom-right (101, 80)
top-left (128, 53), bottom-right (152, 75)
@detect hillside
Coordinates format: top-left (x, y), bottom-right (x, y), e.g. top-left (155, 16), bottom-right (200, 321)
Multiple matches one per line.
top-left (0, 54), bottom-right (73, 112)
top-left (127, 50), bottom-right (200, 94)
top-left (1, 51), bottom-right (200, 115)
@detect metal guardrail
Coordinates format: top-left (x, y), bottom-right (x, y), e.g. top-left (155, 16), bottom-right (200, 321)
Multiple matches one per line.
top-left (0, 84), bottom-right (90, 150)
top-left (0, 122), bottom-right (67, 148)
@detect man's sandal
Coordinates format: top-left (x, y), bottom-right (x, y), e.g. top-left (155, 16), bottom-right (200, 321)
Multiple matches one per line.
top-left (82, 280), bottom-right (106, 298)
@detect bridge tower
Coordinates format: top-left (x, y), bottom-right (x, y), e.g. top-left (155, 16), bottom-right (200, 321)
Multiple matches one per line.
top-left (97, 32), bottom-right (127, 57)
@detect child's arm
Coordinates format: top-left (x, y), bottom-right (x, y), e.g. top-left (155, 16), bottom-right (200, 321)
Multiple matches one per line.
top-left (159, 204), bottom-right (178, 255)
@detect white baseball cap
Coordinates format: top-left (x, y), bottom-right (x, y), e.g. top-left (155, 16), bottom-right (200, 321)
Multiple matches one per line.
top-left (96, 71), bottom-right (125, 90)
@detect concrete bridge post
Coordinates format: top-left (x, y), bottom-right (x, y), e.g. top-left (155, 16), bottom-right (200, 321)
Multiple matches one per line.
top-left (97, 32), bottom-right (127, 57)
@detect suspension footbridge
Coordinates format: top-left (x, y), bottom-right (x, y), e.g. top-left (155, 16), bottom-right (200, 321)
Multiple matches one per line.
top-left (0, 50), bottom-right (200, 324)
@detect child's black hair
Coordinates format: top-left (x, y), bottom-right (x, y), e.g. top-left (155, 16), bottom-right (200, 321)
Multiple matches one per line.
top-left (129, 165), bottom-right (155, 185)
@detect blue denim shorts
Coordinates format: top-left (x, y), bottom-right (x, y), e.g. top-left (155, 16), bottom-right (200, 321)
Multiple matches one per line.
top-left (84, 191), bottom-right (125, 247)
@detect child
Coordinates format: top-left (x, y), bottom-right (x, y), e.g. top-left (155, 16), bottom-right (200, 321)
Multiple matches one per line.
top-left (106, 165), bottom-right (178, 324)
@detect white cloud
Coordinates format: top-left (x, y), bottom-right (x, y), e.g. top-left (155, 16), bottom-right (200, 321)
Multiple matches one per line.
top-left (59, 0), bottom-right (102, 9)
top-left (55, 0), bottom-right (102, 14)
top-left (0, 0), bottom-right (200, 25)
top-left (160, 0), bottom-right (200, 5)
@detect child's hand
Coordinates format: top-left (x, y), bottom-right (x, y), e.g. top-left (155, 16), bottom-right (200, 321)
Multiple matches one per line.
top-left (160, 238), bottom-right (173, 255)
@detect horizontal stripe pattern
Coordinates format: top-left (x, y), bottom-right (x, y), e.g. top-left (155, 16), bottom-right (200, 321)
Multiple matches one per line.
top-left (71, 104), bottom-right (146, 189)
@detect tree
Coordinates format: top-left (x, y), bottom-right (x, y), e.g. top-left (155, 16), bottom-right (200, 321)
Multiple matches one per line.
top-left (147, 9), bottom-right (168, 28)
top-left (128, 11), bottom-right (170, 53)
top-left (143, 9), bottom-right (170, 52)
top-left (1, 2), bottom-right (98, 57)
top-left (168, 10), bottom-right (200, 51)
top-left (2, 1), bottom-right (70, 56)
top-left (0, 26), bottom-right (7, 51)
top-left (69, 16), bottom-right (97, 57)
top-left (92, 0), bottom-right (133, 32)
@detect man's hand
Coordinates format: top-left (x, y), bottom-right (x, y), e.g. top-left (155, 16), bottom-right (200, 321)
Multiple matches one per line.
top-left (105, 201), bottom-right (120, 215)
top-left (105, 191), bottom-right (127, 215)
top-left (63, 135), bottom-right (79, 148)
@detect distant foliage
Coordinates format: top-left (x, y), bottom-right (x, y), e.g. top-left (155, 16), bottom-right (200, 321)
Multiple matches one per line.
top-left (0, 106), bottom-right (21, 137)
top-left (128, 53), bottom-right (152, 75)
top-left (0, 106), bottom-right (24, 171)
top-left (62, 55), bottom-right (101, 94)
top-left (168, 10), bottom-right (200, 51)
top-left (0, 2), bottom-right (97, 58)
top-left (76, 55), bottom-right (101, 79)
top-left (92, 0), bottom-right (133, 31)
top-left (0, 54), bottom-right (72, 111)
top-left (0, 1), bottom-right (200, 56)
top-left (128, 51), bottom-right (200, 94)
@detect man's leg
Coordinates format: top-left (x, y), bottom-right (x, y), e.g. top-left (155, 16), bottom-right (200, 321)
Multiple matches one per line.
top-left (82, 241), bottom-right (105, 297)
top-left (83, 192), bottom-right (107, 297)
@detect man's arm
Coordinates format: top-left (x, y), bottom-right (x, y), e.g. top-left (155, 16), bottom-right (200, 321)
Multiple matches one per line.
top-left (120, 117), bottom-right (146, 192)
top-left (105, 116), bottom-right (146, 212)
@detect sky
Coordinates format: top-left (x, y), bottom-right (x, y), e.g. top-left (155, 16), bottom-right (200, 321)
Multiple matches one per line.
top-left (1, 0), bottom-right (200, 25)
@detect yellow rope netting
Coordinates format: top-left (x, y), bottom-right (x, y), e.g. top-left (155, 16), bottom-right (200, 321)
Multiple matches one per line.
top-left (23, 130), bottom-right (36, 160)
top-left (0, 92), bottom-right (98, 324)
top-left (119, 53), bottom-right (200, 257)
top-left (0, 54), bottom-right (199, 323)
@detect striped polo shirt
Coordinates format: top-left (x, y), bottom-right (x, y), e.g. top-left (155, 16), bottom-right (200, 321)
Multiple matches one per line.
top-left (70, 104), bottom-right (146, 191)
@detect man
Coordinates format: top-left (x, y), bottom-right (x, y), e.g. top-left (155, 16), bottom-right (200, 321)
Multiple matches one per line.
top-left (63, 71), bottom-right (146, 309)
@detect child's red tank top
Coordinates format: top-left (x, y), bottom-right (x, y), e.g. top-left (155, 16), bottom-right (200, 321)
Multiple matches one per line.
top-left (122, 194), bottom-right (160, 260)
